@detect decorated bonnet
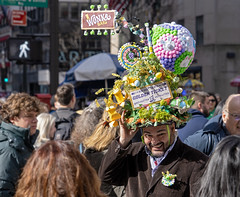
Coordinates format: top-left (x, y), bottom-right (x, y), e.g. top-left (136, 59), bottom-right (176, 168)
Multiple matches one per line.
top-left (87, 6), bottom-right (196, 129)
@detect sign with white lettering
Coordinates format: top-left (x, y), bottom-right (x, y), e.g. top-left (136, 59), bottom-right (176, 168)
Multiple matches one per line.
top-left (11, 10), bottom-right (27, 26)
top-left (0, 0), bottom-right (48, 8)
top-left (129, 81), bottom-right (173, 109)
top-left (81, 10), bottom-right (115, 29)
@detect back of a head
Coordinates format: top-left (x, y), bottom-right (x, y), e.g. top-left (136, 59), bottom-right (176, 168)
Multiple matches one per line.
top-left (0, 92), bottom-right (41, 123)
top-left (56, 83), bottom-right (75, 106)
top-left (35, 113), bottom-right (56, 147)
top-left (213, 99), bottom-right (226, 116)
top-left (71, 99), bottom-right (106, 148)
top-left (189, 91), bottom-right (209, 109)
top-left (15, 140), bottom-right (106, 197)
top-left (197, 135), bottom-right (240, 197)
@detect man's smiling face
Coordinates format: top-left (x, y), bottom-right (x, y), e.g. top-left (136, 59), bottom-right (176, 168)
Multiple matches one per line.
top-left (142, 123), bottom-right (175, 157)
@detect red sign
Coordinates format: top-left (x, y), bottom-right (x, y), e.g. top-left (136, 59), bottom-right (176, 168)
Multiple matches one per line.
top-left (11, 10), bottom-right (27, 26)
top-left (81, 10), bottom-right (115, 30)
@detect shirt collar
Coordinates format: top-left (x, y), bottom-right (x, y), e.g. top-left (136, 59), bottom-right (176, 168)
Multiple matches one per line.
top-left (145, 136), bottom-right (177, 177)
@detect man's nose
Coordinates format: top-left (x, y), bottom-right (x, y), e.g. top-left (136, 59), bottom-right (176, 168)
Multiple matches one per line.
top-left (151, 136), bottom-right (159, 143)
top-left (32, 117), bottom-right (38, 122)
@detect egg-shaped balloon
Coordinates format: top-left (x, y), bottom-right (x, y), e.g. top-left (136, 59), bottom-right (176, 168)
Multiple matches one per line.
top-left (152, 22), bottom-right (196, 75)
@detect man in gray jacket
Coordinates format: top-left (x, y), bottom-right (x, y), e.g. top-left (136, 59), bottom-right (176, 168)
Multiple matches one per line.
top-left (184, 94), bottom-right (240, 155)
top-left (0, 93), bottom-right (41, 196)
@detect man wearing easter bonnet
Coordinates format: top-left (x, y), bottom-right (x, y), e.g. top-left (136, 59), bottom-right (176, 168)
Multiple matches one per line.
top-left (98, 22), bottom-right (208, 197)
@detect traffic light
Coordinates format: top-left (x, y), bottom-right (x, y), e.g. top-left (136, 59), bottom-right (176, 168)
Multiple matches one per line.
top-left (1, 67), bottom-right (8, 90)
top-left (1, 68), bottom-right (7, 90)
top-left (4, 77), bottom-right (8, 83)
top-left (7, 38), bottom-right (42, 62)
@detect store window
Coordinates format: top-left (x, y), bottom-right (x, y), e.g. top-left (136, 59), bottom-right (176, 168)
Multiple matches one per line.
top-left (60, 2), bottom-right (68, 19)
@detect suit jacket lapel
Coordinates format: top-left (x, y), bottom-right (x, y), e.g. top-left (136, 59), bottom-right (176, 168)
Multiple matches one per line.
top-left (149, 138), bottom-right (184, 188)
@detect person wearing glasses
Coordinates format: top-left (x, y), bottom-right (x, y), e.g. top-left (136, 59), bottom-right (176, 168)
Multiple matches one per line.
top-left (184, 94), bottom-right (240, 155)
top-left (207, 92), bottom-right (218, 119)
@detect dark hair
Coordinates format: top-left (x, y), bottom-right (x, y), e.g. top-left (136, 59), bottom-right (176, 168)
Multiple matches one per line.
top-left (189, 91), bottom-right (209, 109)
top-left (71, 99), bottom-right (105, 149)
top-left (196, 135), bottom-right (240, 197)
top-left (213, 99), bottom-right (226, 116)
top-left (208, 92), bottom-right (218, 108)
top-left (56, 83), bottom-right (74, 106)
top-left (15, 140), bottom-right (106, 197)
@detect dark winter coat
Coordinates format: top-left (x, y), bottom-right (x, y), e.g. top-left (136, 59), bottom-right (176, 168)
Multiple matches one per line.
top-left (99, 138), bottom-right (208, 197)
top-left (84, 148), bottom-right (125, 197)
top-left (178, 109), bottom-right (209, 141)
top-left (0, 121), bottom-right (38, 197)
top-left (184, 114), bottom-right (229, 155)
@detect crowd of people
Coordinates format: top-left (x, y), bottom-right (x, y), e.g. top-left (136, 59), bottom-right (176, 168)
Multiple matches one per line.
top-left (0, 83), bottom-right (240, 197)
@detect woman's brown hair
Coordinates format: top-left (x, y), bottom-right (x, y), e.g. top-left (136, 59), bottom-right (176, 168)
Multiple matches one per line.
top-left (15, 141), bottom-right (106, 197)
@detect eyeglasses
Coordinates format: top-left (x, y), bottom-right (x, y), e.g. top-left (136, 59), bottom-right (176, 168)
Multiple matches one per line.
top-left (209, 99), bottom-right (216, 103)
top-left (225, 111), bottom-right (240, 121)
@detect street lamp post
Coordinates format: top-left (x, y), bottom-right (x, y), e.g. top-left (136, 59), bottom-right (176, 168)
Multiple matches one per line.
top-left (49, 0), bottom-right (59, 95)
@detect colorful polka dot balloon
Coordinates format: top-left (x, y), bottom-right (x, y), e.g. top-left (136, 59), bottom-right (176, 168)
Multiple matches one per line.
top-left (118, 42), bottom-right (142, 70)
top-left (152, 22), bottom-right (196, 74)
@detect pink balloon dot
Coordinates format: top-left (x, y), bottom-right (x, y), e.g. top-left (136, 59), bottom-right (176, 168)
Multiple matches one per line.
top-left (173, 54), bottom-right (176, 57)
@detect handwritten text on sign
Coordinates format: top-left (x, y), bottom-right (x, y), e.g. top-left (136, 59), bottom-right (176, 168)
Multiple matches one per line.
top-left (81, 10), bottom-right (115, 29)
top-left (129, 81), bottom-right (172, 109)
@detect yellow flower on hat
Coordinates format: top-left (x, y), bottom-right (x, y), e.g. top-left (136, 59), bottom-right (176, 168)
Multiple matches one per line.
top-left (113, 89), bottom-right (125, 104)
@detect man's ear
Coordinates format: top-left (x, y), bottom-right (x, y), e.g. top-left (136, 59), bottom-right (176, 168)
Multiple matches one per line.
top-left (10, 116), bottom-right (17, 124)
top-left (170, 122), bottom-right (175, 131)
top-left (197, 102), bottom-right (202, 110)
top-left (222, 110), bottom-right (227, 124)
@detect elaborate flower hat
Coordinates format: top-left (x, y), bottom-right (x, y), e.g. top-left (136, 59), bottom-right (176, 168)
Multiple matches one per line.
top-left (95, 21), bottom-right (195, 130)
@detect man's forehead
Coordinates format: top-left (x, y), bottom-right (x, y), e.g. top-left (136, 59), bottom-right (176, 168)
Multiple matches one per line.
top-left (228, 96), bottom-right (240, 113)
top-left (143, 125), bottom-right (169, 133)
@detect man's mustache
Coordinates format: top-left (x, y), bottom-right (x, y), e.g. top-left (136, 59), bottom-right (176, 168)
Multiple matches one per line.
top-left (150, 142), bottom-right (163, 147)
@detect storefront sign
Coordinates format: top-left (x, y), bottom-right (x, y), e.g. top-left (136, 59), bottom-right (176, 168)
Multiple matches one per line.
top-left (11, 10), bottom-right (27, 26)
top-left (81, 10), bottom-right (115, 29)
top-left (129, 81), bottom-right (173, 109)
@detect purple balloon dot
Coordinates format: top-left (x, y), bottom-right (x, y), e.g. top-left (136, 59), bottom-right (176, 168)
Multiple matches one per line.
top-left (129, 52), bottom-right (134, 59)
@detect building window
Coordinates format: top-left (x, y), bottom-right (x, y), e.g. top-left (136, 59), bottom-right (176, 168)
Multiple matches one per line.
top-left (177, 19), bottom-right (184, 26)
top-left (196, 15), bottom-right (203, 45)
top-left (71, 3), bottom-right (79, 19)
top-left (60, 2), bottom-right (68, 19)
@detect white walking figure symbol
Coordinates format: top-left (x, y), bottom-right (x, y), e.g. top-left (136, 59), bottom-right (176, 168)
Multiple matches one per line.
top-left (19, 41), bottom-right (30, 58)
